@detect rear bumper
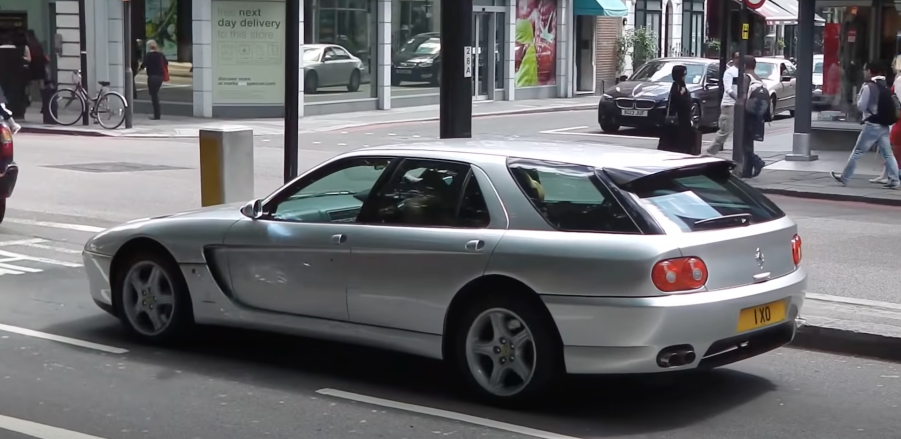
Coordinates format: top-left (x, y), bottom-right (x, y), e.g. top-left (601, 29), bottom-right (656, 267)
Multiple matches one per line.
top-left (542, 267), bottom-right (806, 374)
top-left (0, 162), bottom-right (17, 197)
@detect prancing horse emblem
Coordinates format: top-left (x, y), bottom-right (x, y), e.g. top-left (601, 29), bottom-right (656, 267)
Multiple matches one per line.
top-left (755, 248), bottom-right (765, 269)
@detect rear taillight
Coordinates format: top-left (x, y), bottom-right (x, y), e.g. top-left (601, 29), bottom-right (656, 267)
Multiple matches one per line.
top-left (0, 126), bottom-right (12, 159)
top-left (791, 234), bottom-right (802, 266)
top-left (651, 257), bottom-right (708, 292)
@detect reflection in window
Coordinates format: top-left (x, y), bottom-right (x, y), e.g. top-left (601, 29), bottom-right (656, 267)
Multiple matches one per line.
top-left (390, 0), bottom-right (442, 97)
top-left (308, 0), bottom-right (376, 100)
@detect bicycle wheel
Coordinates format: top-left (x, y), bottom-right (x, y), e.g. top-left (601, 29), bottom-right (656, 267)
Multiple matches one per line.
top-left (95, 92), bottom-right (127, 130)
top-left (49, 88), bottom-right (86, 126)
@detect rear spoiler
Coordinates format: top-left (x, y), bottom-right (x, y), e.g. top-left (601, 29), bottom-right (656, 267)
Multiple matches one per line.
top-left (602, 157), bottom-right (736, 188)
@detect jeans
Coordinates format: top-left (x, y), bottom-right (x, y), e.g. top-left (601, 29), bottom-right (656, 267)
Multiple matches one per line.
top-left (147, 75), bottom-right (163, 119)
top-left (707, 105), bottom-right (734, 154)
top-left (840, 123), bottom-right (900, 185)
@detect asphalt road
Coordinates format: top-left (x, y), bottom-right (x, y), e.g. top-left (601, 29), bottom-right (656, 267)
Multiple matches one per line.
top-left (0, 111), bottom-right (900, 438)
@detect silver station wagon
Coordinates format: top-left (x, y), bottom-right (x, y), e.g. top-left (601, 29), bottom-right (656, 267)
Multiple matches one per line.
top-left (82, 140), bottom-right (806, 406)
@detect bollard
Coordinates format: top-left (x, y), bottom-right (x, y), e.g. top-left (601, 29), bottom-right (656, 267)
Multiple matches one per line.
top-left (199, 127), bottom-right (254, 207)
top-left (785, 132), bottom-right (818, 162)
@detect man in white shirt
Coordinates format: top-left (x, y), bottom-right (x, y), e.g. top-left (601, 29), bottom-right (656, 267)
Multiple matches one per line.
top-left (706, 52), bottom-right (740, 156)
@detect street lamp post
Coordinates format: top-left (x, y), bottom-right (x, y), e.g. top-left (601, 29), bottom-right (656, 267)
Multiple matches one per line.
top-left (439, 0), bottom-right (473, 139)
top-left (283, 0), bottom-right (301, 183)
top-left (122, 0), bottom-right (134, 129)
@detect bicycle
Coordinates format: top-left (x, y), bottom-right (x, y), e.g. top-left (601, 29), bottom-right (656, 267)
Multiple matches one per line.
top-left (49, 71), bottom-right (127, 129)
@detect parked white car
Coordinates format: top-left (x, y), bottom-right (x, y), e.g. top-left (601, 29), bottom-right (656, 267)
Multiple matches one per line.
top-left (754, 57), bottom-right (797, 119)
top-left (811, 55), bottom-right (827, 110)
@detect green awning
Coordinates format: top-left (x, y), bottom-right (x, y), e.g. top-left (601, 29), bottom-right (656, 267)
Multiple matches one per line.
top-left (574, 0), bottom-right (628, 17)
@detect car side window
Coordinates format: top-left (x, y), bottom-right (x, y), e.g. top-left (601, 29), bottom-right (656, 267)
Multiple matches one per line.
top-left (331, 47), bottom-right (351, 59)
top-left (323, 48), bottom-right (337, 60)
top-left (784, 63), bottom-right (796, 78)
top-left (359, 159), bottom-right (490, 228)
top-left (508, 159), bottom-right (640, 234)
top-left (707, 65), bottom-right (719, 84)
top-left (265, 157), bottom-right (393, 223)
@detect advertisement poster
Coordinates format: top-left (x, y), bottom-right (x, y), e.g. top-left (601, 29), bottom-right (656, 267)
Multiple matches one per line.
top-left (514, 0), bottom-right (557, 88)
top-left (822, 23), bottom-right (840, 96)
top-left (145, 0), bottom-right (178, 58)
top-left (211, 0), bottom-right (286, 105)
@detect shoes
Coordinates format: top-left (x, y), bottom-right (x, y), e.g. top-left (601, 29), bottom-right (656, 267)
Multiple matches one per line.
top-left (869, 177), bottom-right (889, 184)
top-left (830, 171), bottom-right (846, 186)
top-left (883, 182), bottom-right (900, 190)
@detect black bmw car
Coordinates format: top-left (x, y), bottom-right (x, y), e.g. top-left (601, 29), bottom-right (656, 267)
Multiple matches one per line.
top-left (392, 32), bottom-right (442, 86)
top-left (598, 57), bottom-right (723, 133)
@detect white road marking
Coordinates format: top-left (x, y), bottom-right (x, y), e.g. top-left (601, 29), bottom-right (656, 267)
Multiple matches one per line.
top-left (0, 413), bottom-right (108, 439)
top-left (0, 238), bottom-right (46, 247)
top-left (0, 250), bottom-right (82, 268)
top-left (1, 218), bottom-right (105, 233)
top-left (0, 262), bottom-right (42, 273)
top-left (0, 238), bottom-right (83, 254)
top-left (316, 389), bottom-right (583, 439)
top-left (0, 323), bottom-right (128, 354)
top-left (0, 267), bottom-right (23, 275)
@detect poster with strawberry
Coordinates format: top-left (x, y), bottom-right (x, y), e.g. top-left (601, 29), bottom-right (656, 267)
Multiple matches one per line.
top-left (514, 0), bottom-right (557, 87)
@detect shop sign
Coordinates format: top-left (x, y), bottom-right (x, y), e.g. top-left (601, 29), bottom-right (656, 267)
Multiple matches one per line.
top-left (742, 23), bottom-right (749, 40)
top-left (211, 0), bottom-right (286, 106)
top-left (464, 46), bottom-right (472, 78)
top-left (744, 0), bottom-right (766, 10)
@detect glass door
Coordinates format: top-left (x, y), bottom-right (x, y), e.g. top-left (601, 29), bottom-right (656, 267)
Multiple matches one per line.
top-left (472, 12), bottom-right (496, 100)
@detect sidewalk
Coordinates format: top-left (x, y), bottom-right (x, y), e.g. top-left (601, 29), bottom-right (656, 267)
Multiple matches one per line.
top-left (794, 293), bottom-right (901, 363)
top-left (18, 95), bottom-right (599, 138)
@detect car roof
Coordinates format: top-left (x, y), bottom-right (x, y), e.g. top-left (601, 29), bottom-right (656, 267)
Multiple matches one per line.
top-left (650, 57), bottom-right (717, 64)
top-left (305, 44), bottom-right (332, 50)
top-left (355, 140), bottom-right (722, 171)
top-left (755, 57), bottom-right (789, 64)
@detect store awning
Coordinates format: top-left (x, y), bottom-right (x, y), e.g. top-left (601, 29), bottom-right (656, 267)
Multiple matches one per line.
top-left (574, 0), bottom-right (628, 17)
top-left (767, 0), bottom-right (827, 26)
top-left (731, 0), bottom-right (796, 25)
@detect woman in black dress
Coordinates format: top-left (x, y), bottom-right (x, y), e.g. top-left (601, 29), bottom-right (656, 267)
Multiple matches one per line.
top-left (657, 65), bottom-right (698, 154)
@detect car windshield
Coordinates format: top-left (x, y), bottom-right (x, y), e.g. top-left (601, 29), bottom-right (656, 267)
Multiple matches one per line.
top-left (813, 61), bottom-right (823, 73)
top-left (755, 63), bottom-right (777, 78)
top-left (398, 36), bottom-right (440, 55)
top-left (615, 164), bottom-right (785, 233)
top-left (303, 48), bottom-right (321, 62)
top-left (630, 61), bottom-right (706, 84)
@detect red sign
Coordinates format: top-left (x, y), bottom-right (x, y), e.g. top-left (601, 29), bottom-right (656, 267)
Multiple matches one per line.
top-left (745, 0), bottom-right (766, 10)
top-left (822, 23), bottom-right (841, 96)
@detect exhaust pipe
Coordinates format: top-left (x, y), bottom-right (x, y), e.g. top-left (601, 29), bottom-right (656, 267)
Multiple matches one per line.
top-left (656, 345), bottom-right (697, 368)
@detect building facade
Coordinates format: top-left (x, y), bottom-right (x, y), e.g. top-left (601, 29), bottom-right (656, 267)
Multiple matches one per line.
top-left (55, 0), bottom-right (640, 119)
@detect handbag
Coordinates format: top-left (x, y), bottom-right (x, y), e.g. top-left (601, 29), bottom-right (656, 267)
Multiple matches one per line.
top-left (664, 88), bottom-right (679, 126)
top-left (162, 63), bottom-right (170, 82)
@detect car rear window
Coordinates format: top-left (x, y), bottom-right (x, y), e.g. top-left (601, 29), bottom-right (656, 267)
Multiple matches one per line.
top-left (615, 164), bottom-right (785, 233)
top-left (508, 159), bottom-right (641, 234)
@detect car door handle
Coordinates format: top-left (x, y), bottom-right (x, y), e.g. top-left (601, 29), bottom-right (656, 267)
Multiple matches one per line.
top-left (465, 239), bottom-right (485, 252)
top-left (331, 234), bottom-right (347, 245)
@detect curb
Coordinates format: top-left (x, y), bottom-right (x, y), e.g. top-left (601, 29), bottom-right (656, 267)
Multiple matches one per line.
top-left (17, 103), bottom-right (598, 138)
top-left (756, 187), bottom-right (901, 207)
top-left (791, 323), bottom-right (901, 363)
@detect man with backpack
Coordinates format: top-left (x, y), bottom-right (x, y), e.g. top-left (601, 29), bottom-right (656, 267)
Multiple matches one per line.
top-left (831, 60), bottom-right (900, 189)
top-left (740, 56), bottom-right (768, 178)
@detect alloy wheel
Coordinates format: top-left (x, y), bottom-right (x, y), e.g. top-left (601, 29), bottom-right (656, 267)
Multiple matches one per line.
top-left (464, 308), bottom-right (537, 397)
top-left (122, 261), bottom-right (177, 336)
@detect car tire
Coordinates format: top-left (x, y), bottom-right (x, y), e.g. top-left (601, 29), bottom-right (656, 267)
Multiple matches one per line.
top-left (451, 291), bottom-right (563, 408)
top-left (600, 122), bottom-right (620, 133)
top-left (305, 72), bottom-right (319, 94)
top-left (0, 198), bottom-right (5, 225)
top-left (347, 70), bottom-right (361, 92)
top-left (691, 102), bottom-right (702, 130)
top-left (113, 248), bottom-right (193, 344)
top-left (770, 95), bottom-right (778, 120)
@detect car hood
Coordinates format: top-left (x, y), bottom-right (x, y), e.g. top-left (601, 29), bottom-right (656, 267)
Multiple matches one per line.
top-left (604, 81), bottom-right (699, 100)
top-left (394, 52), bottom-right (437, 64)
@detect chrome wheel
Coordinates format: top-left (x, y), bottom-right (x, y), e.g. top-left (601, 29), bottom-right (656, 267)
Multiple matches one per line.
top-left (121, 261), bottom-right (177, 336)
top-left (465, 308), bottom-right (537, 397)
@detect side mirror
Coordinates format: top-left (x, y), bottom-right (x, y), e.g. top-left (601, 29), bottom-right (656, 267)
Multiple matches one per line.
top-left (781, 75), bottom-right (793, 82)
top-left (240, 199), bottom-right (263, 219)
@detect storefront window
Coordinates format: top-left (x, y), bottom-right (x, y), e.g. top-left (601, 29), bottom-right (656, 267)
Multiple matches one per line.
top-left (390, 0), bottom-right (441, 101)
top-left (813, 6), bottom-right (872, 125)
top-left (139, 0), bottom-right (193, 116)
top-left (681, 0), bottom-right (704, 57)
top-left (306, 0), bottom-right (378, 103)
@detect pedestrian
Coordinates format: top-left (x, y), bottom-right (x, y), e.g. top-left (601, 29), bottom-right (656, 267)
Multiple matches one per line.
top-left (138, 39), bottom-right (168, 120)
top-left (24, 30), bottom-right (47, 109)
top-left (831, 60), bottom-right (900, 189)
top-left (706, 52), bottom-right (740, 157)
top-left (0, 33), bottom-right (28, 120)
top-left (740, 55), bottom-right (768, 178)
top-left (878, 55), bottom-right (901, 184)
top-left (656, 65), bottom-right (698, 154)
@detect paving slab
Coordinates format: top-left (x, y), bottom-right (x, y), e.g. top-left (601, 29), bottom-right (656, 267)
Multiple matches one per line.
top-left (749, 169), bottom-right (901, 206)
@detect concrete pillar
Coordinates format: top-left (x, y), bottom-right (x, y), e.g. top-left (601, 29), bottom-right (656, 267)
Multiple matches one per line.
top-left (787, 0), bottom-right (817, 162)
top-left (556, 0), bottom-right (572, 98)
top-left (193, 0), bottom-right (213, 118)
top-left (106, 0), bottom-right (125, 97)
top-left (199, 127), bottom-right (255, 206)
top-left (297, 0), bottom-right (306, 118)
top-left (377, 0), bottom-right (392, 110)
top-left (504, 1), bottom-right (516, 100)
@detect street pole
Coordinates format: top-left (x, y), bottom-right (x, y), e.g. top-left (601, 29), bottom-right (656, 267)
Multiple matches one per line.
top-left (77, 0), bottom-right (89, 126)
top-left (732, 1), bottom-right (748, 176)
top-left (439, 0), bottom-right (473, 139)
top-left (283, 0), bottom-right (300, 183)
top-left (786, 0), bottom-right (817, 161)
top-left (122, 0), bottom-right (134, 129)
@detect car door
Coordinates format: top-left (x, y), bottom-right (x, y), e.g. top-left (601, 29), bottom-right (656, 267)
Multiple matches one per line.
top-left (222, 156), bottom-right (396, 321)
top-left (703, 64), bottom-right (721, 125)
top-left (346, 158), bottom-right (507, 335)
top-left (320, 47), bottom-right (341, 87)
top-left (329, 46), bottom-right (356, 84)
top-left (782, 61), bottom-right (797, 110)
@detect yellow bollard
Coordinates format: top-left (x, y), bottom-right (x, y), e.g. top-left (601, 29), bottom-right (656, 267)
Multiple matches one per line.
top-left (199, 127), bottom-right (254, 207)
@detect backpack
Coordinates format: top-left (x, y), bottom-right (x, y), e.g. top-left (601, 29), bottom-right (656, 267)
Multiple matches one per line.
top-left (744, 74), bottom-right (770, 117)
top-left (891, 84), bottom-right (901, 118)
top-left (867, 80), bottom-right (899, 126)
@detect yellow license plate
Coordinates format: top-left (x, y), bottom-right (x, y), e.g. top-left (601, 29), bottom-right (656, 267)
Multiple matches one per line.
top-left (737, 299), bottom-right (788, 332)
